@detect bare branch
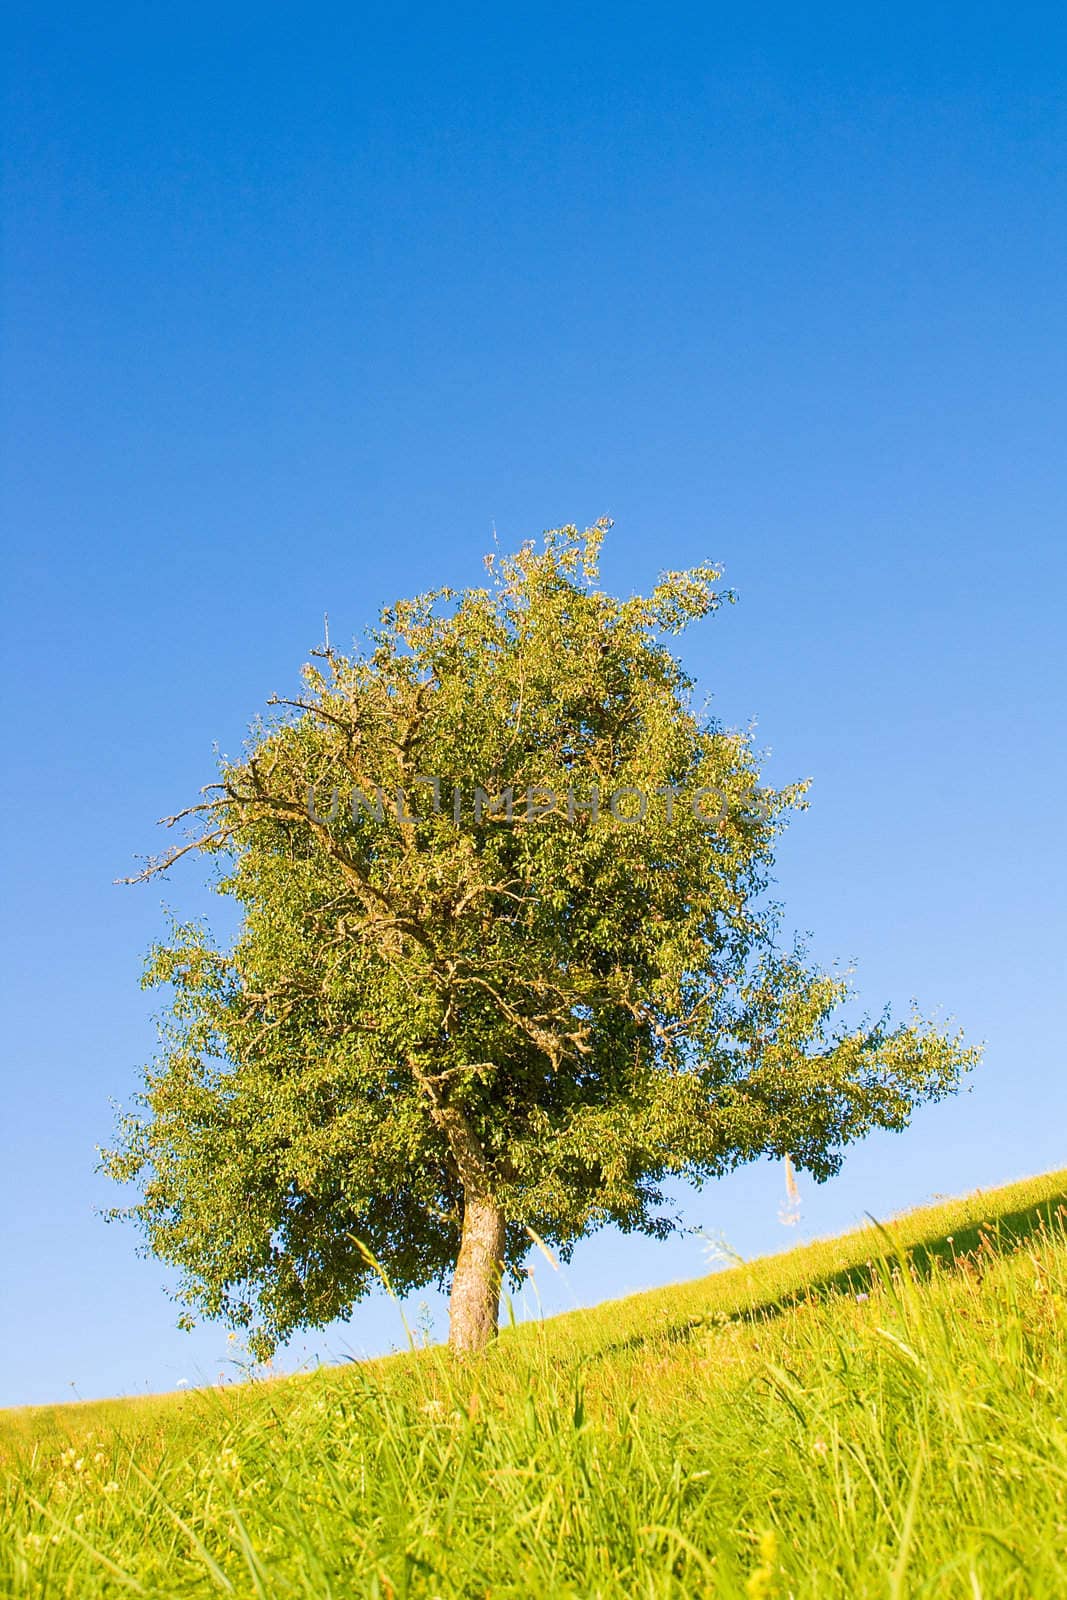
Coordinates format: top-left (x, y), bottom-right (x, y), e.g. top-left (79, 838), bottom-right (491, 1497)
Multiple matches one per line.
top-left (115, 828), bottom-right (233, 885)
top-left (265, 694), bottom-right (355, 732)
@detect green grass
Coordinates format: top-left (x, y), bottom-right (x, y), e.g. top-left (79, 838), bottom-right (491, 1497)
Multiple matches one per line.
top-left (3, 1169), bottom-right (1067, 1597)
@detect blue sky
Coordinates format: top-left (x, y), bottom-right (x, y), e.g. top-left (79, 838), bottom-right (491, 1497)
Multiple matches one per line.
top-left (2, 2), bottom-right (1065, 1407)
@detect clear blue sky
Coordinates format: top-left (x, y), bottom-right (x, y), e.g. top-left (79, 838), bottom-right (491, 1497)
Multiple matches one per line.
top-left (2, 2), bottom-right (1065, 1408)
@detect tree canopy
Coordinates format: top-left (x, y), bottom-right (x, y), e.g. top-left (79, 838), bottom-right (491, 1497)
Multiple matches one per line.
top-left (105, 523), bottom-right (978, 1353)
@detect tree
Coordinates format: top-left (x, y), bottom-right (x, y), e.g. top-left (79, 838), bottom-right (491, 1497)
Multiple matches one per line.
top-left (105, 523), bottom-right (978, 1355)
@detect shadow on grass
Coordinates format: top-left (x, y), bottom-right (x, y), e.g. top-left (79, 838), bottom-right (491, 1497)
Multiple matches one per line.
top-left (588, 1191), bottom-right (1067, 1363)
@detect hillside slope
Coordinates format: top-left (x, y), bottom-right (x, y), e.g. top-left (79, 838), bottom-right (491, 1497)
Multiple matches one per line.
top-left (3, 1168), bottom-right (1066, 1597)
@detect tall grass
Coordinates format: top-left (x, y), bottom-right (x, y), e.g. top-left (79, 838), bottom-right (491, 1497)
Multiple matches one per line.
top-left (3, 1170), bottom-right (1066, 1597)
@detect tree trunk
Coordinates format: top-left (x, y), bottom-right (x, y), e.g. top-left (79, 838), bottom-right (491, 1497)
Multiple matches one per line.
top-left (448, 1193), bottom-right (505, 1354)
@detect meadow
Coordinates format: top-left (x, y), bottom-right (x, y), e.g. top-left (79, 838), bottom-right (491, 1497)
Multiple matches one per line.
top-left (2, 1169), bottom-right (1065, 1598)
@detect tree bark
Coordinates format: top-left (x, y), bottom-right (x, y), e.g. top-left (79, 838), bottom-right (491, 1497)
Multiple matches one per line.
top-left (448, 1192), bottom-right (505, 1354)
top-left (405, 1054), bottom-right (505, 1354)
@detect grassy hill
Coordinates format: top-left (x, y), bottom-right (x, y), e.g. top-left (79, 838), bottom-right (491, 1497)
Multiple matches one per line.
top-left (3, 1169), bottom-right (1066, 1597)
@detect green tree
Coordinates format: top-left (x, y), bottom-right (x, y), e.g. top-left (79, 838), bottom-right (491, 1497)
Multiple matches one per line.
top-left (105, 523), bottom-right (978, 1355)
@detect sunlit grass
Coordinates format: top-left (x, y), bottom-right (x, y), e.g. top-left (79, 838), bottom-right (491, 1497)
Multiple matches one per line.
top-left (3, 1169), bottom-right (1066, 1596)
